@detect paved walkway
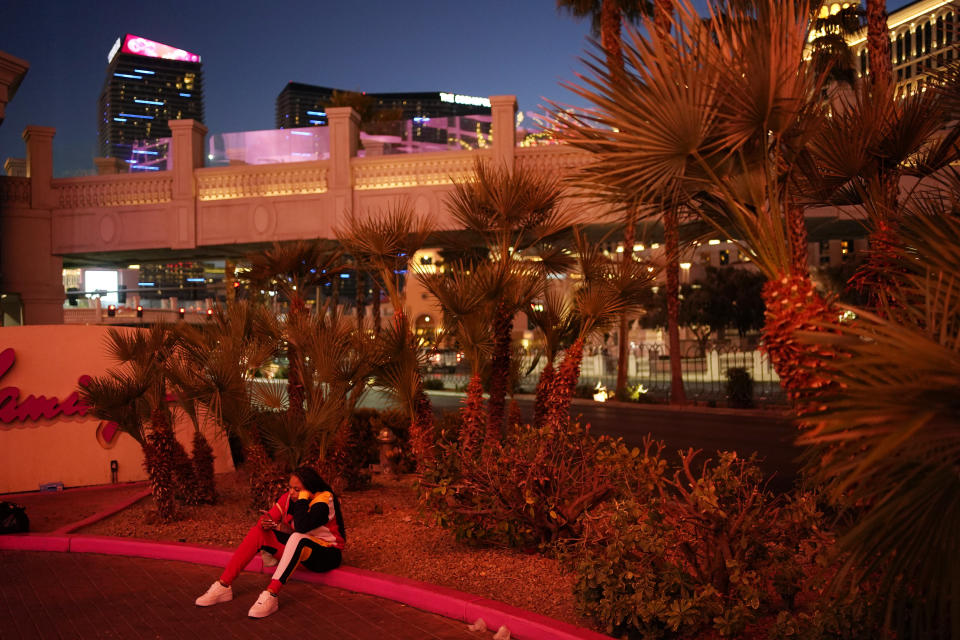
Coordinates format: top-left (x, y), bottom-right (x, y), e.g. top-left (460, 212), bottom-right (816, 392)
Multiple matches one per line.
top-left (0, 550), bottom-right (478, 640)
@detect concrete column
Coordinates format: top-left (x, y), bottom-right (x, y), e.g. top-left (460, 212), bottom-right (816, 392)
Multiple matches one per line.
top-left (1, 126), bottom-right (63, 324)
top-left (490, 95), bottom-right (517, 171)
top-left (363, 140), bottom-right (386, 157)
top-left (0, 51), bottom-right (29, 128)
top-left (168, 119), bottom-right (206, 249)
top-left (3, 157), bottom-right (25, 177)
top-left (94, 157), bottom-right (127, 175)
top-left (23, 126), bottom-right (56, 210)
top-left (326, 106), bottom-right (359, 219)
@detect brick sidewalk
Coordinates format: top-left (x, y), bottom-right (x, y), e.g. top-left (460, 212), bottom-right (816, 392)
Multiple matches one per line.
top-left (0, 551), bottom-right (479, 639)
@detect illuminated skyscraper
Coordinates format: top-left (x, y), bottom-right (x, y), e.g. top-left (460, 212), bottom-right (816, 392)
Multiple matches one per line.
top-left (97, 34), bottom-right (204, 170)
top-left (275, 82), bottom-right (491, 129)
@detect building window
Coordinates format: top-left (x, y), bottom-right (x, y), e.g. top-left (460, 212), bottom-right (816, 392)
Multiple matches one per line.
top-left (906, 65), bottom-right (912, 78)
top-left (937, 16), bottom-right (944, 47)
top-left (841, 239), bottom-right (854, 261)
top-left (860, 50), bottom-right (867, 75)
top-left (819, 240), bottom-right (830, 266)
top-left (897, 34), bottom-right (904, 62)
top-left (948, 13), bottom-right (955, 45)
top-left (926, 22), bottom-right (933, 53)
top-left (719, 249), bottom-right (729, 266)
top-left (917, 26), bottom-right (925, 54)
top-left (905, 30), bottom-right (912, 58)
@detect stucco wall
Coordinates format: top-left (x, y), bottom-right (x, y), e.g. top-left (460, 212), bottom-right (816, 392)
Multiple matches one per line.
top-left (0, 324), bottom-right (233, 493)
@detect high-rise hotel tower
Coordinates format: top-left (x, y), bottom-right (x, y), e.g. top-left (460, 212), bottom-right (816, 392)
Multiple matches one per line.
top-left (97, 34), bottom-right (204, 170)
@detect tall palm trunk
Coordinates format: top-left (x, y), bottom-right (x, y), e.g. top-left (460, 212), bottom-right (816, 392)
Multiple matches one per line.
top-left (329, 273), bottom-right (340, 318)
top-left (372, 280), bottom-right (382, 335)
top-left (145, 407), bottom-right (178, 521)
top-left (486, 301), bottom-right (513, 447)
top-left (191, 430), bottom-right (217, 504)
top-left (460, 372), bottom-right (485, 458)
top-left (615, 213), bottom-right (636, 400)
top-left (866, 0), bottom-right (892, 92)
top-left (788, 202), bottom-right (809, 276)
top-left (534, 360), bottom-right (555, 428)
top-left (600, 0), bottom-right (623, 77)
top-left (544, 337), bottom-right (585, 432)
top-left (654, 0), bottom-right (674, 37)
top-left (286, 297), bottom-right (307, 422)
top-left (355, 271), bottom-right (366, 331)
top-left (760, 274), bottom-right (836, 413)
top-left (664, 207), bottom-right (686, 404)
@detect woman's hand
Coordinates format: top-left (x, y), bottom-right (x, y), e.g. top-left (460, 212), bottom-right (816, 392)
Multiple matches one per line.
top-left (273, 520), bottom-right (293, 534)
top-left (259, 510), bottom-right (277, 530)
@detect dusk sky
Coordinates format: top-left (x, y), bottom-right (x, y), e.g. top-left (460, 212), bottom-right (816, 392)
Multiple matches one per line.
top-left (1, 1), bottom-right (903, 177)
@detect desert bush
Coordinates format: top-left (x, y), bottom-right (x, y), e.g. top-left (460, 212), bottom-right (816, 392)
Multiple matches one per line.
top-left (422, 378), bottom-right (447, 390)
top-left (566, 450), bottom-right (882, 639)
top-left (726, 367), bottom-right (754, 409)
top-left (422, 420), bottom-right (662, 549)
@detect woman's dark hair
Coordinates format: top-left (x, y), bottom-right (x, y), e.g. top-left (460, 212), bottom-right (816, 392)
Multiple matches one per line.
top-left (292, 466), bottom-right (346, 540)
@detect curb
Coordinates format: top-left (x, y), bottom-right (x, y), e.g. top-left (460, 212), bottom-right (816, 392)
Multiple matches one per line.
top-left (55, 488), bottom-right (151, 534)
top-left (3, 492), bottom-right (609, 640)
top-left (0, 534), bottom-right (608, 640)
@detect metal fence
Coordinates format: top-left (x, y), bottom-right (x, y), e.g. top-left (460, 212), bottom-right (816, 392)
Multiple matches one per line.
top-left (424, 342), bottom-right (786, 406)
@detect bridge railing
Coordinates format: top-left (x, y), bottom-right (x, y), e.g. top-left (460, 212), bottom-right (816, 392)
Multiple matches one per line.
top-left (195, 160), bottom-right (330, 201)
top-left (51, 173), bottom-right (174, 208)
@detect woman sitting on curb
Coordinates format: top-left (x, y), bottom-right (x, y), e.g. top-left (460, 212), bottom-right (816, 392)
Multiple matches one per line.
top-left (195, 466), bottom-right (346, 618)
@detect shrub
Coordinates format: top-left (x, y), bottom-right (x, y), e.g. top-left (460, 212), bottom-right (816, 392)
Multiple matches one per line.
top-left (566, 450), bottom-right (882, 639)
top-left (726, 367), bottom-right (754, 409)
top-left (422, 420), bottom-right (664, 549)
top-left (422, 378), bottom-right (447, 390)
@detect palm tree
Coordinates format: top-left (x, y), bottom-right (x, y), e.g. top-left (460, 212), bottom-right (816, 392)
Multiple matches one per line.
top-left (336, 200), bottom-right (436, 471)
top-left (245, 240), bottom-right (343, 422)
top-left (542, 228), bottom-right (654, 430)
top-left (557, 0), bottom-right (680, 403)
top-left (865, 0), bottom-right (891, 93)
top-left (173, 301), bottom-right (286, 508)
top-left (556, 0), bottom-right (841, 411)
top-left (81, 325), bottom-right (188, 521)
top-left (526, 287), bottom-right (578, 428)
top-left (416, 267), bottom-right (493, 458)
top-left (797, 198), bottom-right (960, 639)
top-left (445, 160), bottom-right (568, 441)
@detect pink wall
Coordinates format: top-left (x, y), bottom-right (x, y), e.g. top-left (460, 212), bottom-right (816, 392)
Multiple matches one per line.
top-left (0, 324), bottom-right (233, 493)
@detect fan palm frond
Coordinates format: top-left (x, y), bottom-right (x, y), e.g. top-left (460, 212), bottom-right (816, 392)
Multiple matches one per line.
top-left (336, 199), bottom-right (433, 311)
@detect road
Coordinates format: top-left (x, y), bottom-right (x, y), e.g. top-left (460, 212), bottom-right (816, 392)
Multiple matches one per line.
top-left (360, 390), bottom-right (802, 491)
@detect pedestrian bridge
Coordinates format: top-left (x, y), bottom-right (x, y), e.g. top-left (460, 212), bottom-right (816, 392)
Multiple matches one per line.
top-left (0, 97), bottom-right (596, 324)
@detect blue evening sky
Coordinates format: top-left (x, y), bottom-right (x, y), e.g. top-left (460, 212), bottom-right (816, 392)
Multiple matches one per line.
top-left (0, 1), bottom-right (905, 176)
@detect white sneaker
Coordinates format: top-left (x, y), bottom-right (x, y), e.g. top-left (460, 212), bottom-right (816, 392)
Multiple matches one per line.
top-left (248, 590), bottom-right (279, 618)
top-left (195, 581), bottom-right (232, 606)
top-left (260, 550), bottom-right (279, 567)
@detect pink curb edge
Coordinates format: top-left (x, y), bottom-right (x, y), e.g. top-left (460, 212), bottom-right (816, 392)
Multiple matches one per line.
top-left (55, 488), bottom-right (152, 534)
top-left (0, 534), bottom-right (609, 640)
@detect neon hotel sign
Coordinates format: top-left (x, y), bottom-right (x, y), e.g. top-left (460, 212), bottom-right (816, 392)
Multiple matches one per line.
top-left (0, 348), bottom-right (90, 425)
top-left (108, 34), bottom-right (201, 64)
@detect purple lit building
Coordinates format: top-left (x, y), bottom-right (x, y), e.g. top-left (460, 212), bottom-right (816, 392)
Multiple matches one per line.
top-left (97, 34), bottom-right (204, 170)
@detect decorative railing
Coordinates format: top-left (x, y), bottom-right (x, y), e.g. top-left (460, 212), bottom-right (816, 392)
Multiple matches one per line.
top-left (353, 149), bottom-right (490, 190)
top-left (196, 161), bottom-right (328, 201)
top-left (0, 176), bottom-right (31, 205)
top-left (53, 173), bottom-right (174, 208)
top-left (515, 145), bottom-right (592, 176)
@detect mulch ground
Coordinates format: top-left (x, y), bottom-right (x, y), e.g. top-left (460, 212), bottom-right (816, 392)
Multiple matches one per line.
top-left (2, 483), bottom-right (148, 532)
top-left (69, 472), bottom-right (592, 630)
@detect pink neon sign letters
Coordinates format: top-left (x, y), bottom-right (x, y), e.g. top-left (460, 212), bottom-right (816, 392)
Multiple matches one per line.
top-left (0, 348), bottom-right (90, 424)
top-left (121, 34), bottom-right (200, 63)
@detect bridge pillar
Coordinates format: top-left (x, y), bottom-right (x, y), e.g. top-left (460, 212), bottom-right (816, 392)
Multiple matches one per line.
top-left (168, 119), bottom-right (207, 249)
top-left (0, 126), bottom-right (63, 324)
top-left (326, 106), bottom-right (359, 219)
top-left (490, 95), bottom-right (517, 171)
